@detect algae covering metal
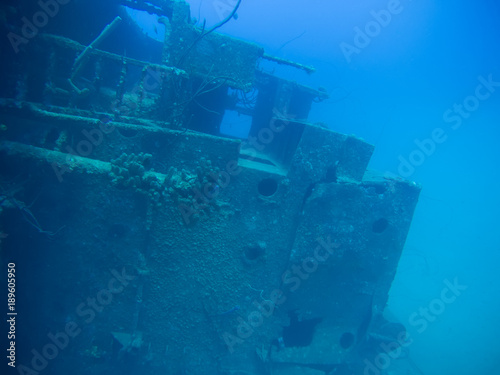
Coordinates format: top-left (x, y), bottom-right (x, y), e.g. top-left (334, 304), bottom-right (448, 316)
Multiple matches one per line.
top-left (0, 123), bottom-right (420, 374)
top-left (0, 0), bottom-right (422, 374)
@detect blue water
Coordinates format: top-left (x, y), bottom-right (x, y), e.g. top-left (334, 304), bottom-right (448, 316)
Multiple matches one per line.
top-left (2, 0), bottom-right (499, 374)
top-left (181, 0), bottom-right (500, 374)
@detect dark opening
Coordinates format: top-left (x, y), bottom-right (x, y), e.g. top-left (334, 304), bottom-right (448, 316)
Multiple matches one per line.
top-left (45, 128), bottom-right (60, 145)
top-left (188, 79), bottom-right (227, 135)
top-left (244, 246), bottom-right (264, 261)
top-left (282, 311), bottom-right (322, 348)
top-left (258, 178), bottom-right (278, 197)
top-left (324, 164), bottom-right (338, 183)
top-left (289, 87), bottom-right (314, 119)
top-left (118, 127), bottom-right (139, 138)
top-left (340, 332), bottom-right (355, 349)
top-left (372, 218), bottom-right (389, 233)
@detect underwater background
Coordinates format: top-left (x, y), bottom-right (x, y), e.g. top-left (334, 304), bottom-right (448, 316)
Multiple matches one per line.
top-left (204, 1), bottom-right (500, 374)
top-left (1, 0), bottom-right (499, 374)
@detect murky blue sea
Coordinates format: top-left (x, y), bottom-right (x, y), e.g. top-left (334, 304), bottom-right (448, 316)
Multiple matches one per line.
top-left (1, 1), bottom-right (499, 374)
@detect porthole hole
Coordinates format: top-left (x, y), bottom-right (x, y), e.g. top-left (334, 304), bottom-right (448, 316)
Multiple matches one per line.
top-left (243, 242), bottom-right (266, 265)
top-left (244, 246), bottom-right (262, 261)
top-left (258, 178), bottom-right (278, 197)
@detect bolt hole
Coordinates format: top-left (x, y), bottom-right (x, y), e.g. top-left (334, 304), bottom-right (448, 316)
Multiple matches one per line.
top-left (258, 178), bottom-right (278, 197)
top-left (243, 242), bottom-right (266, 265)
top-left (245, 246), bottom-right (263, 261)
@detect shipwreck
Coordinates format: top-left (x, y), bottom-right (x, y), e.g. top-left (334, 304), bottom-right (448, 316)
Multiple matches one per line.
top-left (0, 1), bottom-right (422, 374)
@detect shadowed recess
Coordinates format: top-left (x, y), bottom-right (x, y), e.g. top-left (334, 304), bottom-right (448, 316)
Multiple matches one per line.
top-left (282, 310), bottom-right (322, 347)
top-left (340, 332), bottom-right (355, 349)
top-left (258, 177), bottom-right (278, 196)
